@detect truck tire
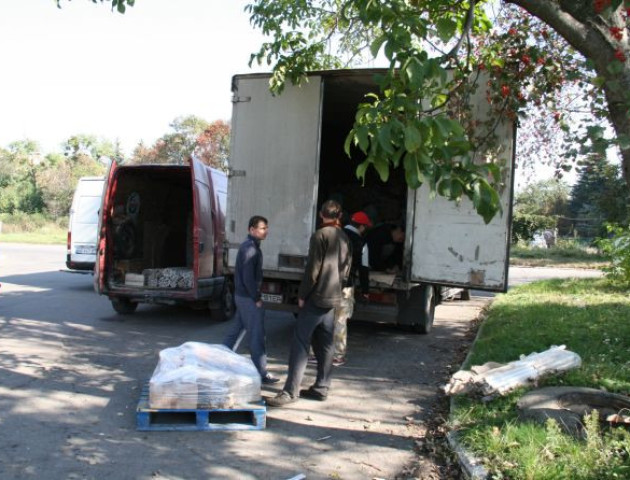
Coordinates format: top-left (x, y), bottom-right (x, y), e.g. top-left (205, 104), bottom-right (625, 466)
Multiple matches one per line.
top-left (111, 297), bottom-right (138, 315)
top-left (459, 289), bottom-right (471, 301)
top-left (211, 282), bottom-right (235, 322)
top-left (397, 285), bottom-right (436, 334)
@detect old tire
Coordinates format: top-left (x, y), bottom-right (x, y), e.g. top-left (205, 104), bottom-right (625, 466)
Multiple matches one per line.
top-left (111, 297), bottom-right (138, 315)
top-left (397, 285), bottom-right (436, 334)
top-left (517, 387), bottom-right (630, 438)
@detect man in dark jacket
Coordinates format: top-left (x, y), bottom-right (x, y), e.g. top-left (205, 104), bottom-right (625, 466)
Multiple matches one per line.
top-left (332, 211), bottom-right (372, 366)
top-left (267, 200), bottom-right (351, 406)
top-left (223, 215), bottom-right (279, 384)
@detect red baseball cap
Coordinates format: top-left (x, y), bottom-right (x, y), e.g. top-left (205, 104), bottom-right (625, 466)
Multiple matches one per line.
top-left (351, 211), bottom-right (372, 227)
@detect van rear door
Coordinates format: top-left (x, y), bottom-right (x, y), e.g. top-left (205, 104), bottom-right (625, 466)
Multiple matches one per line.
top-left (94, 159), bottom-right (117, 294)
top-left (408, 80), bottom-right (516, 292)
top-left (227, 74), bottom-right (323, 273)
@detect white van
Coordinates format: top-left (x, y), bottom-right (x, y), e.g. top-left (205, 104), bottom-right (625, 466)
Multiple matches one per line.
top-left (66, 176), bottom-right (105, 271)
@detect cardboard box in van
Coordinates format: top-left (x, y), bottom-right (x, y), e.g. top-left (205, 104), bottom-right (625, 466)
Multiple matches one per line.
top-left (94, 156), bottom-right (230, 317)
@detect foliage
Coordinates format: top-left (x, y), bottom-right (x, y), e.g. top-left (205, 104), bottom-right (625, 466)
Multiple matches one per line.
top-left (0, 141), bottom-right (45, 214)
top-left (57, 0), bottom-right (134, 14)
top-left (129, 116), bottom-right (230, 168)
top-left (451, 277), bottom-right (630, 478)
top-left (244, 0), bottom-right (630, 223)
top-left (569, 153), bottom-right (630, 237)
top-left (511, 211), bottom-right (555, 242)
top-left (512, 179), bottom-right (570, 240)
top-left (597, 223), bottom-right (630, 285)
top-left (0, 136), bottom-right (106, 219)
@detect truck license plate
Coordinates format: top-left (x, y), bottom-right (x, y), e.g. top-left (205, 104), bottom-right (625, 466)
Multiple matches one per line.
top-left (76, 245), bottom-right (96, 255)
top-left (261, 293), bottom-right (282, 303)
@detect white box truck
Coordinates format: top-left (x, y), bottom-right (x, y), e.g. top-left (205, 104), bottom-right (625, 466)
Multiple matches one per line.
top-left (224, 68), bottom-right (515, 333)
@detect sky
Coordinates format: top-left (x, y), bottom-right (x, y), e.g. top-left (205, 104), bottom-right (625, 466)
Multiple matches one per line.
top-left (0, 0), bottom-right (267, 155)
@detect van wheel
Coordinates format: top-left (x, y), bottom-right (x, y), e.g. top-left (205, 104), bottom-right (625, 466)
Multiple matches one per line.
top-left (111, 298), bottom-right (138, 315)
top-left (459, 289), bottom-right (471, 301)
top-left (396, 285), bottom-right (436, 334)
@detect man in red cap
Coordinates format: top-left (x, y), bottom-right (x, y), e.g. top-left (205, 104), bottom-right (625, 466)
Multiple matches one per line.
top-left (332, 210), bottom-right (372, 366)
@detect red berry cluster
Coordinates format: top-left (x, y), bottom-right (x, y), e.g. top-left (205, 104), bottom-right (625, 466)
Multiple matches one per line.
top-left (614, 49), bottom-right (627, 62)
top-left (609, 26), bottom-right (624, 41)
top-left (594, 0), bottom-right (612, 14)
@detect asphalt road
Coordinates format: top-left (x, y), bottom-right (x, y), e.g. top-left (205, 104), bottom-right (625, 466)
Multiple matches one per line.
top-left (0, 244), bottom-right (602, 480)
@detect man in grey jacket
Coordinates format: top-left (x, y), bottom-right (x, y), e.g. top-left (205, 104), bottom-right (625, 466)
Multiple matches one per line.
top-left (267, 200), bottom-right (351, 406)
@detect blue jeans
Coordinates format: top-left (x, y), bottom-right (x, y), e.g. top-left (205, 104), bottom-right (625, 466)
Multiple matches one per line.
top-left (283, 300), bottom-right (335, 397)
top-left (222, 295), bottom-right (268, 378)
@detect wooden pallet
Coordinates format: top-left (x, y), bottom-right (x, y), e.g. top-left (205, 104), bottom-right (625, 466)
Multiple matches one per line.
top-left (136, 385), bottom-right (266, 432)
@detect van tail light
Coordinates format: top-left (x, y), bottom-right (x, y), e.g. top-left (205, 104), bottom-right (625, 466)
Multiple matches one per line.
top-left (67, 232), bottom-right (72, 251)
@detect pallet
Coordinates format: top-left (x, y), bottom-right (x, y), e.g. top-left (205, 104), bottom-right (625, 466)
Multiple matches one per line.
top-left (136, 385), bottom-right (266, 431)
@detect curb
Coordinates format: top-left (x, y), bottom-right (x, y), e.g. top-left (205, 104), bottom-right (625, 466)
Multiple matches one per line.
top-left (446, 431), bottom-right (488, 480)
top-left (447, 299), bottom-right (491, 480)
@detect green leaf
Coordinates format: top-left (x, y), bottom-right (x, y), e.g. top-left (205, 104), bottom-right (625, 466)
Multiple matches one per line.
top-left (356, 161), bottom-right (369, 181)
top-left (344, 131), bottom-right (354, 156)
top-left (373, 157), bottom-right (390, 182)
top-left (403, 152), bottom-right (422, 189)
top-left (370, 34), bottom-right (388, 58)
top-left (404, 125), bottom-right (423, 152)
top-left (355, 126), bottom-right (370, 153)
top-left (436, 18), bottom-right (457, 43)
top-left (377, 124), bottom-right (395, 154)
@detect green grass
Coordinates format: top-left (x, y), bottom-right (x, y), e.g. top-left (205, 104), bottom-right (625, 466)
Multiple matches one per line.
top-left (510, 239), bottom-right (609, 268)
top-left (0, 214), bottom-right (67, 244)
top-left (450, 278), bottom-right (630, 479)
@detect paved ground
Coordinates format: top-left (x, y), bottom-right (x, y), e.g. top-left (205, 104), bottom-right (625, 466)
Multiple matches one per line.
top-left (0, 243), bottom-right (490, 480)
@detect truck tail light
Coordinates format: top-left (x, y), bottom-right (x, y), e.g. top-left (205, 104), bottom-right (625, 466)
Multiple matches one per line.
top-left (262, 281), bottom-right (282, 294)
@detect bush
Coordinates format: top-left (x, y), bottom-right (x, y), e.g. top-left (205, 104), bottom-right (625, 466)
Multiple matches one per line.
top-left (596, 224), bottom-right (630, 286)
top-left (511, 212), bottom-right (556, 243)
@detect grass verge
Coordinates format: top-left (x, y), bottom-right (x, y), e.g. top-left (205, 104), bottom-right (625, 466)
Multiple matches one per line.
top-left (510, 241), bottom-right (609, 269)
top-left (450, 278), bottom-right (630, 479)
top-left (0, 214), bottom-right (67, 244)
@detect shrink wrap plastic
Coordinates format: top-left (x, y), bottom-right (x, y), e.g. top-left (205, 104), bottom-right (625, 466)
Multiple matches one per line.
top-left (149, 342), bottom-right (262, 409)
top-left (445, 345), bottom-right (582, 396)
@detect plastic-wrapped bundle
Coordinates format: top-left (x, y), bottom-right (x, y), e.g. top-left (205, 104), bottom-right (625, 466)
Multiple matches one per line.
top-left (149, 342), bottom-right (261, 409)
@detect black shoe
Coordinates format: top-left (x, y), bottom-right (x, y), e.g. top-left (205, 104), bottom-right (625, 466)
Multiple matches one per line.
top-left (266, 391), bottom-right (298, 407)
top-left (299, 387), bottom-right (328, 401)
top-left (262, 374), bottom-right (280, 384)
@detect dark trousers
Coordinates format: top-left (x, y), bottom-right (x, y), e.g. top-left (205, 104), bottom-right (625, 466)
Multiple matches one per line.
top-left (283, 300), bottom-right (335, 397)
top-left (222, 295), bottom-right (268, 378)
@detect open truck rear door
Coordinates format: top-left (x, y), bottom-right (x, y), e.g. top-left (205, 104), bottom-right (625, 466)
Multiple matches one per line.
top-left (408, 83), bottom-right (516, 293)
top-left (226, 74), bottom-right (323, 276)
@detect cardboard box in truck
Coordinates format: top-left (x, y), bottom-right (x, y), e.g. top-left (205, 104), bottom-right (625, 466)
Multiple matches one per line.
top-left (94, 156), bottom-right (231, 317)
top-left (225, 68), bottom-right (515, 333)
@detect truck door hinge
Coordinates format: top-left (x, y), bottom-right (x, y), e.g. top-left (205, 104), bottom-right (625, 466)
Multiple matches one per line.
top-left (227, 169), bottom-right (246, 178)
top-left (231, 95), bottom-right (251, 103)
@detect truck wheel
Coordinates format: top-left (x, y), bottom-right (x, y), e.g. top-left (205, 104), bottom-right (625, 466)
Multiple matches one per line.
top-left (459, 289), bottom-right (471, 301)
top-left (397, 285), bottom-right (436, 334)
top-left (211, 282), bottom-right (235, 322)
top-left (111, 297), bottom-right (138, 315)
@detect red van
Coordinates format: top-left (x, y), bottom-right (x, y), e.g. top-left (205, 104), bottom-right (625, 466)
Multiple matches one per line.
top-left (94, 156), bottom-right (230, 318)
